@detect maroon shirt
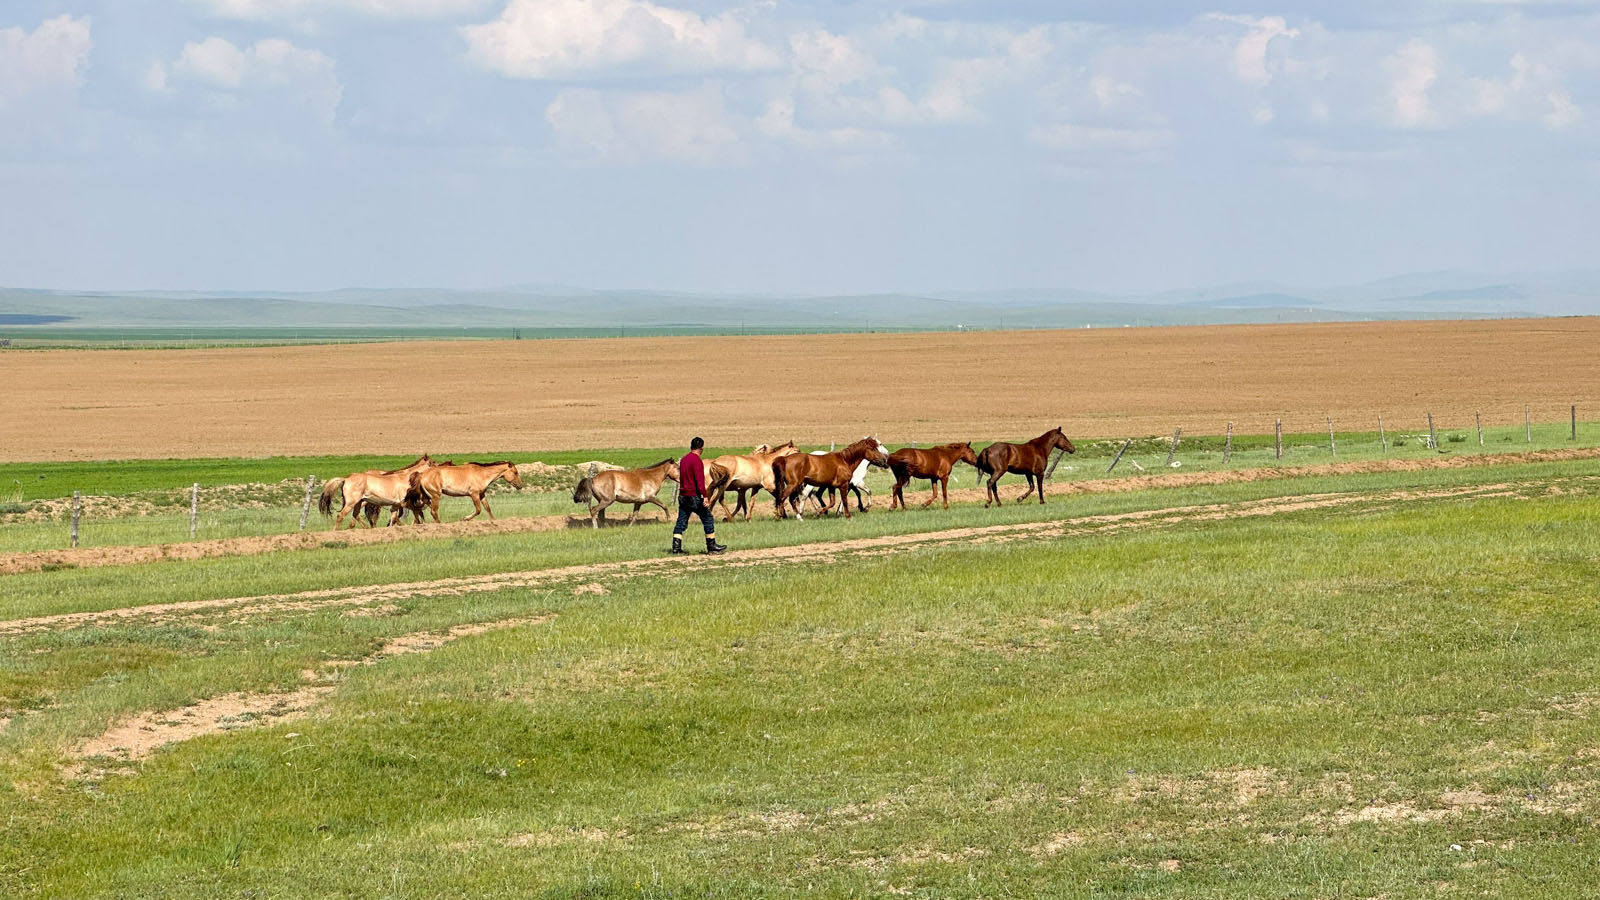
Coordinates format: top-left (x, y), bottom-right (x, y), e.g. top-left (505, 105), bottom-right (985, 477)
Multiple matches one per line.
top-left (679, 451), bottom-right (708, 499)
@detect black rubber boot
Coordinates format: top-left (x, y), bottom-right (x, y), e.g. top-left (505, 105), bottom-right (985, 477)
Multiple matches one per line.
top-left (669, 536), bottom-right (687, 555)
top-left (705, 536), bottom-right (727, 554)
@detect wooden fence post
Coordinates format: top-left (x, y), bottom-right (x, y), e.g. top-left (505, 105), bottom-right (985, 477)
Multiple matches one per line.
top-left (1572, 405), bottom-right (1578, 441)
top-left (1222, 422), bottom-right (1233, 464)
top-left (1476, 410), bottom-right (1483, 446)
top-left (1525, 405), bottom-right (1531, 443)
top-left (1327, 417), bottom-right (1336, 457)
top-left (1164, 428), bottom-right (1181, 467)
top-left (299, 476), bottom-right (317, 531)
top-left (1106, 439), bottom-right (1132, 474)
top-left (1379, 415), bottom-right (1387, 453)
top-left (190, 483), bottom-right (199, 539)
top-left (71, 490), bottom-right (80, 548)
top-left (1427, 413), bottom-right (1437, 450)
top-left (1275, 419), bottom-right (1282, 460)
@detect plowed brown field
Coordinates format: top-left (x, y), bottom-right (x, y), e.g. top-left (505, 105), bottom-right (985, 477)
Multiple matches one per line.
top-left (4, 318), bottom-right (1597, 461)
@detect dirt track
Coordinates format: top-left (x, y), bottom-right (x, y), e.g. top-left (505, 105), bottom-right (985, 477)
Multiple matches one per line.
top-left (3, 446), bottom-right (1595, 577)
top-left (3, 474), bottom-right (1582, 637)
top-left (4, 318), bottom-right (1598, 461)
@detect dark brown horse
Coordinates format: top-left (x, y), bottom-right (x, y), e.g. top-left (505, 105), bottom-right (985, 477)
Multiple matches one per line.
top-left (976, 427), bottom-right (1076, 506)
top-left (771, 437), bottom-right (889, 519)
top-left (887, 442), bottom-right (978, 510)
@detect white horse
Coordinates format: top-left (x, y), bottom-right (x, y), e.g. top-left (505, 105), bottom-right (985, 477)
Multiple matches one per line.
top-left (795, 439), bottom-right (888, 519)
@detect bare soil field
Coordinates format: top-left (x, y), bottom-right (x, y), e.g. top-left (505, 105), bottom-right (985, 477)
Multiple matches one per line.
top-left (4, 318), bottom-right (1597, 461)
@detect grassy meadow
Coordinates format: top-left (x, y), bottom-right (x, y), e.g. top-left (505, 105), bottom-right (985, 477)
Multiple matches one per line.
top-left (1, 454), bottom-right (1598, 897)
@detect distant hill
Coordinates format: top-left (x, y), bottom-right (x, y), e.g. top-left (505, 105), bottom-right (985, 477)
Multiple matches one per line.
top-left (2, 270), bottom-right (1597, 333)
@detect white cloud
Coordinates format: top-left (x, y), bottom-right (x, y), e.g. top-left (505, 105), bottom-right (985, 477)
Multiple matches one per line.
top-left (546, 82), bottom-right (742, 164)
top-left (154, 36), bottom-right (342, 122)
top-left (1387, 39), bottom-right (1439, 128)
top-left (0, 15), bottom-right (92, 106)
top-left (190, 0), bottom-right (489, 20)
top-left (755, 96), bottom-right (893, 153)
top-left (879, 25), bottom-right (1053, 124)
top-left (463, 0), bottom-right (779, 79)
top-left (1472, 53), bottom-right (1582, 129)
top-left (1209, 14), bottom-right (1300, 85)
top-left (1089, 73), bottom-right (1140, 110)
top-left (1031, 123), bottom-right (1174, 152)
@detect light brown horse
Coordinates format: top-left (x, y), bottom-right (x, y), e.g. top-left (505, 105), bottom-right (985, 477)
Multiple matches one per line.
top-left (771, 437), bottom-right (889, 520)
top-left (706, 441), bottom-right (799, 522)
top-left (319, 454), bottom-right (438, 529)
top-left (407, 461), bottom-right (524, 522)
top-left (887, 442), bottom-right (978, 510)
top-left (571, 458), bottom-right (679, 528)
top-left (975, 427), bottom-right (1076, 506)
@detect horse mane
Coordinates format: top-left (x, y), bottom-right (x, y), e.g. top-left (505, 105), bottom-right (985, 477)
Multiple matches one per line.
top-left (470, 460), bottom-right (515, 467)
top-left (646, 457), bottom-right (676, 469)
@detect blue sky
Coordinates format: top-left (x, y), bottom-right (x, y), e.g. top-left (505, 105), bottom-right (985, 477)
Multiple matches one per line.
top-left (1, 0), bottom-right (1597, 294)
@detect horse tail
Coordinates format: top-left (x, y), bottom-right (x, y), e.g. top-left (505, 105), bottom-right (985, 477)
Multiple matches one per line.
top-left (318, 478), bottom-right (344, 516)
top-left (572, 476), bottom-right (594, 505)
top-left (707, 463), bottom-right (730, 495)
top-left (771, 460), bottom-right (788, 511)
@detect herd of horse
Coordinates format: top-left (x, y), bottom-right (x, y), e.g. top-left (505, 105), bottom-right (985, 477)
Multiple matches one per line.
top-left (569, 428), bottom-right (1078, 529)
top-left (317, 427), bottom-right (1077, 530)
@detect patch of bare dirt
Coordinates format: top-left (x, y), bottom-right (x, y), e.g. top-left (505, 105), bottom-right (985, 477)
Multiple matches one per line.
top-left (69, 615), bottom-right (552, 772)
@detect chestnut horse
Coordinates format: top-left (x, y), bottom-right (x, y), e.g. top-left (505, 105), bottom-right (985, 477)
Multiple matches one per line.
top-left (976, 428), bottom-right (1076, 506)
top-left (706, 442), bottom-right (799, 522)
top-left (570, 458), bottom-right (679, 528)
top-left (887, 442), bottom-right (978, 510)
top-left (319, 454), bottom-right (438, 529)
top-left (771, 437), bottom-right (889, 520)
top-left (406, 461), bottom-right (524, 522)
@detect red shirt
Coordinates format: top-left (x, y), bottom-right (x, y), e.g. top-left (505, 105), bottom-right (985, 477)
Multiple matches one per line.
top-left (679, 451), bottom-right (708, 499)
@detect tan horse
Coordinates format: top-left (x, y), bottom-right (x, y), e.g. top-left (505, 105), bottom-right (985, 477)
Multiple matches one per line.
top-left (407, 461), bottom-right (524, 522)
top-left (771, 437), bottom-right (889, 520)
top-left (887, 442), bottom-right (979, 510)
top-left (319, 454), bottom-right (438, 529)
top-left (571, 459), bottom-right (679, 528)
top-left (706, 441), bottom-right (800, 522)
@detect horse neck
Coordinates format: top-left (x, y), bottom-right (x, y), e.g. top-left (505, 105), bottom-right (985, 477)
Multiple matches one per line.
top-left (839, 444), bottom-right (874, 465)
top-left (1027, 431), bottom-right (1059, 449)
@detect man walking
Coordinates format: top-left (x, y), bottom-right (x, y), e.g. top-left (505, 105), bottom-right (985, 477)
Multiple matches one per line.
top-left (671, 436), bottom-right (726, 555)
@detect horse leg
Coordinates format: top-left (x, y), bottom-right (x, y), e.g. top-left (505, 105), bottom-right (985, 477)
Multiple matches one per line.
top-left (1037, 469), bottom-right (1047, 504)
top-left (480, 490), bottom-right (495, 521)
top-left (840, 483), bottom-right (853, 519)
top-left (647, 496), bottom-right (670, 519)
top-left (628, 503), bottom-right (641, 525)
top-left (985, 471), bottom-right (1001, 508)
top-left (923, 478), bottom-right (938, 509)
top-left (1018, 473), bottom-right (1035, 503)
top-left (941, 476), bottom-right (951, 509)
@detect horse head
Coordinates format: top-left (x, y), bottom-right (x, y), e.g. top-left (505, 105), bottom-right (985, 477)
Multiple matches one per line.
top-left (847, 435), bottom-right (890, 468)
top-left (773, 441), bottom-right (799, 457)
top-left (502, 463), bottom-right (526, 489)
top-left (752, 443), bottom-right (770, 454)
top-left (666, 461), bottom-right (681, 482)
top-left (957, 441), bottom-right (979, 466)
top-left (1051, 428), bottom-right (1077, 455)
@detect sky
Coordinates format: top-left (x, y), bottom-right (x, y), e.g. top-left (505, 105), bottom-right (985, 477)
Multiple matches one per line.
top-left (1, 0), bottom-right (1597, 295)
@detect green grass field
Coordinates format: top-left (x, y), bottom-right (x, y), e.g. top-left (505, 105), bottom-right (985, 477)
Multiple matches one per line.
top-left (1, 451), bottom-right (1597, 897)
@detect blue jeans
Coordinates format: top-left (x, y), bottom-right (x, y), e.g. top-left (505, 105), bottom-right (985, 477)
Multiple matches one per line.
top-left (674, 495), bottom-right (716, 536)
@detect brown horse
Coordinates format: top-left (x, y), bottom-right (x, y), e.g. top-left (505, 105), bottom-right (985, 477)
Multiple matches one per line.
top-left (887, 442), bottom-right (978, 510)
top-left (571, 458), bottom-right (679, 528)
top-left (706, 441), bottom-right (800, 522)
top-left (976, 427), bottom-right (1076, 506)
top-left (407, 461), bottom-right (524, 522)
top-left (771, 437), bottom-right (889, 520)
top-left (319, 454), bottom-right (439, 529)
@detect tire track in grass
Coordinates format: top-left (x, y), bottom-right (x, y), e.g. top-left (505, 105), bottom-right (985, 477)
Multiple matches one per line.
top-left (3, 479), bottom-right (1567, 638)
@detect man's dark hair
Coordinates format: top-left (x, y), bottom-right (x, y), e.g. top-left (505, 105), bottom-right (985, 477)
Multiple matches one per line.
top-left (690, 436), bottom-right (705, 450)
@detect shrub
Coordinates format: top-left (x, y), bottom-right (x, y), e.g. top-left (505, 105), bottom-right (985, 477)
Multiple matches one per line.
top-left (1447, 433), bottom-right (1467, 443)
